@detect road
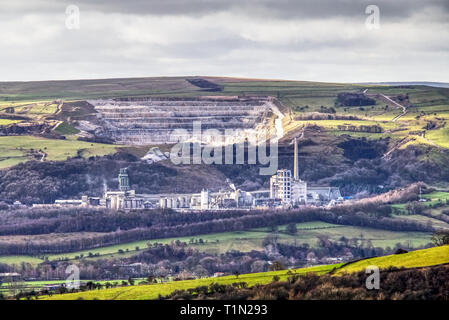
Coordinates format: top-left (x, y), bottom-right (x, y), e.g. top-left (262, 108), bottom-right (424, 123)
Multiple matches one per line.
top-left (365, 90), bottom-right (408, 122)
top-left (379, 94), bottom-right (408, 122)
top-left (267, 100), bottom-right (285, 140)
top-left (364, 90), bottom-right (411, 158)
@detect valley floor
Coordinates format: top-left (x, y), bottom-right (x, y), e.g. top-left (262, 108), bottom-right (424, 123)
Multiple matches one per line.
top-left (0, 221), bottom-right (433, 266)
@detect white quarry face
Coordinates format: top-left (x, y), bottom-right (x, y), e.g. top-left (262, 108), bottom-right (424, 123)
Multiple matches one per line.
top-left (86, 97), bottom-right (277, 145)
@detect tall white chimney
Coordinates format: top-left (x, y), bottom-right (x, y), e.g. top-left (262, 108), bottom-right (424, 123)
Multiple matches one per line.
top-left (294, 137), bottom-right (299, 180)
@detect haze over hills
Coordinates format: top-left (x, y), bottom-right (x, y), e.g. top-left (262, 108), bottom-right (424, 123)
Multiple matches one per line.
top-left (359, 82), bottom-right (449, 88)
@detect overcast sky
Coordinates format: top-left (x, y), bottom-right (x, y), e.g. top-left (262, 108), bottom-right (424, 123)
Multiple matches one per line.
top-left (0, 0), bottom-right (448, 82)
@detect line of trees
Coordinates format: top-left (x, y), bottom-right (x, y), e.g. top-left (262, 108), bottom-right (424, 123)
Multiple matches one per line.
top-left (0, 204), bottom-right (434, 256)
top-left (160, 264), bottom-right (449, 300)
top-left (0, 182), bottom-right (426, 237)
top-left (2, 236), bottom-right (425, 284)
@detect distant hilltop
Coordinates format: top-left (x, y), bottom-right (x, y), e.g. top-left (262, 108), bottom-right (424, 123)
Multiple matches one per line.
top-left (359, 81), bottom-right (449, 88)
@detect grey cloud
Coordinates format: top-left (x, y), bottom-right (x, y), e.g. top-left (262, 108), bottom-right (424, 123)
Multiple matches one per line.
top-left (79, 0), bottom-right (449, 20)
top-left (0, 0), bottom-right (447, 82)
top-left (4, 0), bottom-right (449, 19)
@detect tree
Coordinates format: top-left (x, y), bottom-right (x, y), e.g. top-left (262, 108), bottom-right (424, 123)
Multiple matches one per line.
top-left (250, 260), bottom-right (267, 273)
top-left (269, 261), bottom-right (285, 271)
top-left (0, 202), bottom-right (8, 211)
top-left (233, 221), bottom-right (244, 231)
top-left (405, 202), bottom-right (425, 215)
top-left (317, 235), bottom-right (331, 248)
top-left (262, 234), bottom-right (279, 247)
top-left (431, 231), bottom-right (449, 246)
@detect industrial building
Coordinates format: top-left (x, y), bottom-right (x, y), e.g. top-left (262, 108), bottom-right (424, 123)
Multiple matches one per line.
top-left (30, 138), bottom-right (342, 211)
top-left (32, 168), bottom-right (151, 210)
top-left (103, 168), bottom-right (147, 210)
top-left (158, 188), bottom-right (255, 210)
top-left (269, 137), bottom-right (341, 207)
top-left (269, 137), bottom-right (308, 205)
top-left (161, 137), bottom-right (342, 210)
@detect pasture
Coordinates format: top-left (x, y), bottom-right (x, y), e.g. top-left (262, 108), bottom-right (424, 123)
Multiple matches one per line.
top-left (0, 135), bottom-right (117, 168)
top-left (0, 221), bottom-right (433, 266)
top-left (41, 264), bottom-right (340, 300)
top-left (336, 245), bottom-right (449, 274)
top-left (40, 245), bottom-right (449, 300)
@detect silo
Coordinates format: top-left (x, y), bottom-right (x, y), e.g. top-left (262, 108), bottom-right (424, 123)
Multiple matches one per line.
top-left (201, 189), bottom-right (210, 210)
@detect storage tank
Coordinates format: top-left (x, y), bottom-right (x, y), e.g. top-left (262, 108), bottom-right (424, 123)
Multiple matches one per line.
top-left (200, 189), bottom-right (210, 210)
top-left (159, 198), bottom-right (167, 209)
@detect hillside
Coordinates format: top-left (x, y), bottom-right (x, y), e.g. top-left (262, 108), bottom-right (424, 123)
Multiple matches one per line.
top-left (335, 245), bottom-right (449, 274)
top-left (0, 221), bottom-right (434, 266)
top-left (1, 77), bottom-right (448, 194)
top-left (1, 77), bottom-right (449, 168)
top-left (41, 245), bottom-right (449, 300)
top-left (42, 264), bottom-right (340, 300)
top-left (1, 77), bottom-right (449, 301)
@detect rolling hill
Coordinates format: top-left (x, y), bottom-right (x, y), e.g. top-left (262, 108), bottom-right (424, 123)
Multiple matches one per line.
top-left (41, 245), bottom-right (449, 300)
top-left (335, 244), bottom-right (449, 274)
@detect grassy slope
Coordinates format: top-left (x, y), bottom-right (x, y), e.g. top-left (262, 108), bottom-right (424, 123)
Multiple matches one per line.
top-left (0, 278), bottom-right (146, 296)
top-left (391, 191), bottom-right (449, 229)
top-left (54, 122), bottom-right (80, 135)
top-left (0, 221), bottom-right (432, 266)
top-left (0, 77), bottom-right (448, 169)
top-left (336, 245), bottom-right (449, 274)
top-left (0, 77), bottom-right (200, 101)
top-left (0, 255), bottom-right (43, 266)
top-left (273, 82), bottom-right (449, 150)
top-left (42, 264), bottom-right (340, 300)
top-left (0, 135), bottom-right (117, 168)
top-left (0, 119), bottom-right (22, 125)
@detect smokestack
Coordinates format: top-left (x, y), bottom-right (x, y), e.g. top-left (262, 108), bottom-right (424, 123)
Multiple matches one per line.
top-left (294, 137), bottom-right (299, 180)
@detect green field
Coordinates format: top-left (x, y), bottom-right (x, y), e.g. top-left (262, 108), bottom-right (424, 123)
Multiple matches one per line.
top-left (41, 264), bottom-right (340, 300)
top-left (336, 245), bottom-right (449, 274)
top-left (426, 127), bottom-right (449, 149)
top-left (0, 255), bottom-right (43, 266)
top-left (422, 191), bottom-right (449, 202)
top-left (0, 278), bottom-right (147, 296)
top-left (0, 135), bottom-right (117, 168)
top-left (0, 101), bottom-right (58, 115)
top-left (41, 245), bottom-right (449, 300)
top-left (54, 122), bottom-right (80, 135)
top-left (390, 191), bottom-right (449, 228)
top-left (394, 214), bottom-right (449, 229)
top-left (0, 221), bottom-right (433, 266)
top-left (0, 119), bottom-right (22, 126)
top-left (0, 77), bottom-right (203, 101)
top-left (272, 81), bottom-right (449, 150)
top-left (0, 77), bottom-right (448, 172)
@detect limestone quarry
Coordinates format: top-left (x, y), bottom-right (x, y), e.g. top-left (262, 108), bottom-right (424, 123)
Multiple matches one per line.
top-left (83, 96), bottom-right (281, 145)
